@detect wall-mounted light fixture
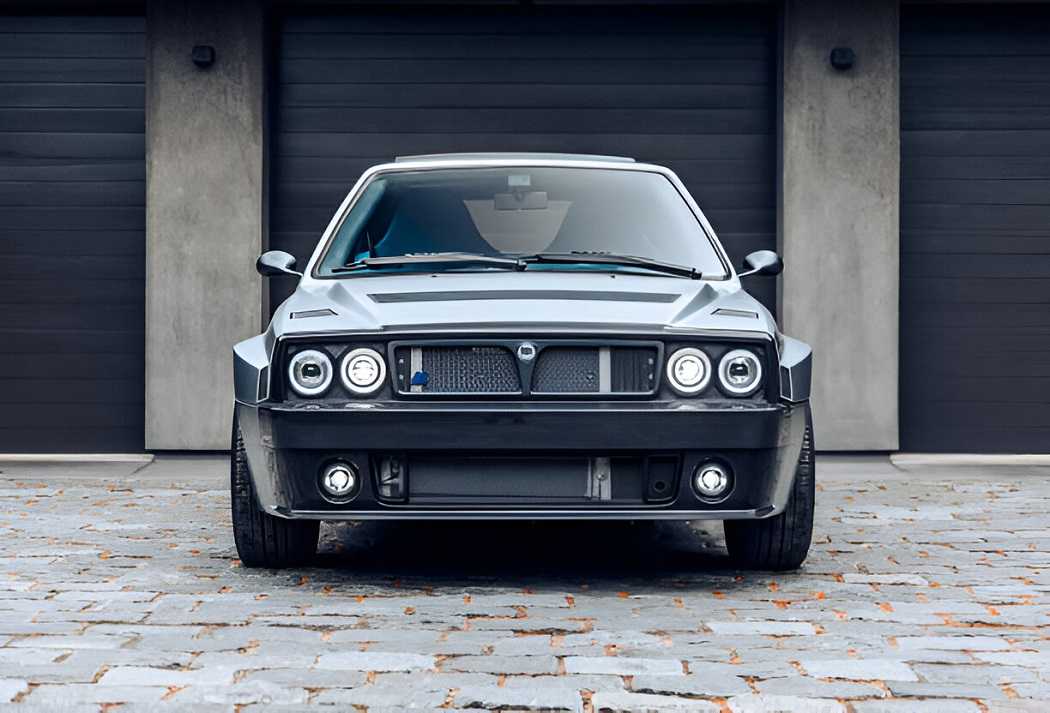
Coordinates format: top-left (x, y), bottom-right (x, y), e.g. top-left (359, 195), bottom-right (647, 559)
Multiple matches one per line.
top-left (191, 45), bottom-right (215, 69)
top-left (829, 47), bottom-right (855, 71)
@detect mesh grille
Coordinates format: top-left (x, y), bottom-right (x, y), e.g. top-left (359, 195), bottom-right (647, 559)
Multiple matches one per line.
top-left (532, 346), bottom-right (658, 393)
top-left (532, 348), bottom-right (600, 393)
top-left (398, 346), bottom-right (520, 393)
top-left (394, 342), bottom-right (659, 396)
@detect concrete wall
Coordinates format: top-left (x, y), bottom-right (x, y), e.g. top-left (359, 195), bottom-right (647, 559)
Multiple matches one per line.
top-left (145, 0), bottom-right (266, 449)
top-left (780, 0), bottom-right (900, 450)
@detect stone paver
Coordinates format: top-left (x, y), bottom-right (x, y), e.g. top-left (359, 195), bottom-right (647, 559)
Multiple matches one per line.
top-left (727, 694), bottom-right (847, 713)
top-left (799, 658), bottom-right (919, 682)
top-left (0, 455), bottom-right (1048, 711)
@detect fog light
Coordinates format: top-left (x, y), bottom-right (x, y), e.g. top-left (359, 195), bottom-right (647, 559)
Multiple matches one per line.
top-left (320, 462), bottom-right (358, 500)
top-left (694, 462), bottom-right (731, 499)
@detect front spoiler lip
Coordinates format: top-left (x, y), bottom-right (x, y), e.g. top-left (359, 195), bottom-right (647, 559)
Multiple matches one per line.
top-left (271, 506), bottom-right (777, 521)
top-left (234, 399), bottom-right (807, 520)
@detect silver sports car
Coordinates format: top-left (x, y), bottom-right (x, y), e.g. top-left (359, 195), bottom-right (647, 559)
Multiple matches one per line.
top-left (232, 153), bottom-right (814, 570)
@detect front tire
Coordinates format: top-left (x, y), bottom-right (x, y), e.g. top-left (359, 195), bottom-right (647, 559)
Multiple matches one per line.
top-left (724, 406), bottom-right (815, 571)
top-left (231, 414), bottom-right (319, 568)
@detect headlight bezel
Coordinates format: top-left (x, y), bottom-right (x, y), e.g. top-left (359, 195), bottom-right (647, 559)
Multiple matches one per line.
top-left (717, 348), bottom-right (764, 397)
top-left (662, 341), bottom-right (772, 400)
top-left (279, 340), bottom-right (389, 401)
top-left (286, 348), bottom-right (334, 397)
top-left (340, 347), bottom-right (387, 395)
top-left (665, 347), bottom-right (713, 395)
top-left (277, 338), bottom-right (768, 402)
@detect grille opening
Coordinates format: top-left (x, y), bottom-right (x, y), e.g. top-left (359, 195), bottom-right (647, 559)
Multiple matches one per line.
top-left (532, 348), bottom-right (600, 393)
top-left (611, 347), bottom-right (658, 393)
top-left (394, 345), bottom-right (521, 394)
top-left (532, 346), bottom-right (657, 394)
top-left (391, 341), bottom-right (660, 397)
top-left (370, 452), bottom-right (680, 506)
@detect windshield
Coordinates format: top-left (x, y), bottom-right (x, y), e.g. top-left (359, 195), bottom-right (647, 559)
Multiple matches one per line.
top-left (315, 167), bottom-right (728, 278)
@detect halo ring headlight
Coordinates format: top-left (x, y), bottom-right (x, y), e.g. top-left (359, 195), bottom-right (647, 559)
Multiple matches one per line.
top-left (341, 347), bottom-right (386, 395)
top-left (287, 349), bottom-right (333, 397)
top-left (718, 348), bottom-right (763, 396)
top-left (666, 347), bottom-right (712, 395)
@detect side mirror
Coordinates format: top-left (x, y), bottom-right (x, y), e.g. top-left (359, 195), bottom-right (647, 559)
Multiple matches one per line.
top-left (739, 250), bottom-right (783, 278)
top-left (256, 250), bottom-right (301, 278)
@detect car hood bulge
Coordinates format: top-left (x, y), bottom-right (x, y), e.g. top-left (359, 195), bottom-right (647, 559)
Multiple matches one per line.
top-left (269, 272), bottom-right (776, 339)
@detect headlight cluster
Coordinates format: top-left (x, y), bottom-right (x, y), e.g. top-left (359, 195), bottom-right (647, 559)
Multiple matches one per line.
top-left (666, 346), bottom-right (763, 397)
top-left (665, 348), bottom-right (710, 394)
top-left (287, 347), bottom-right (385, 398)
top-left (719, 348), bottom-right (763, 396)
top-left (287, 350), bottom-right (332, 397)
top-left (341, 348), bottom-right (386, 395)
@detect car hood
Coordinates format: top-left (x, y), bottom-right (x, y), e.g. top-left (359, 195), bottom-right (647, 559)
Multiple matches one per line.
top-left (267, 272), bottom-right (776, 342)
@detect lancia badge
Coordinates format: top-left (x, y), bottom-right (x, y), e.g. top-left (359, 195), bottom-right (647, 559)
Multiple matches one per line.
top-left (516, 342), bottom-right (537, 362)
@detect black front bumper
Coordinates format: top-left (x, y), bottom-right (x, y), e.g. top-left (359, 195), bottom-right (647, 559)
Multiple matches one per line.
top-left (236, 399), bottom-right (807, 520)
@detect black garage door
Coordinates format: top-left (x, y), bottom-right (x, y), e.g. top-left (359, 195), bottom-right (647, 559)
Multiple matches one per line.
top-left (0, 16), bottom-right (145, 452)
top-left (271, 6), bottom-right (776, 312)
top-left (901, 6), bottom-right (1050, 452)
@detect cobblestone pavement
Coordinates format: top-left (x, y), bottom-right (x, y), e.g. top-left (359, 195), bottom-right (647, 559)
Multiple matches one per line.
top-left (0, 455), bottom-right (1048, 712)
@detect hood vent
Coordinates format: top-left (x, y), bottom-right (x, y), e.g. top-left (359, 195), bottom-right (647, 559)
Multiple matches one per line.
top-left (369, 290), bottom-right (679, 304)
top-left (290, 308), bottom-right (337, 319)
top-left (713, 307), bottom-right (759, 319)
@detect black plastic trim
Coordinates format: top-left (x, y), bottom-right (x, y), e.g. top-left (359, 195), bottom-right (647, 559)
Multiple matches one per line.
top-left (263, 401), bottom-right (791, 451)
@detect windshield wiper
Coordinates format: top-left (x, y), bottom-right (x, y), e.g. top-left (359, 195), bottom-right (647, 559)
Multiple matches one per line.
top-left (332, 252), bottom-right (526, 273)
top-left (519, 251), bottom-right (701, 279)
top-left (331, 250), bottom-right (701, 279)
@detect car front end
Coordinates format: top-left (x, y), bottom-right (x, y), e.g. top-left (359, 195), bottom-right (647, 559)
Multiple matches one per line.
top-left (234, 283), bottom-right (811, 520)
top-left (231, 154), bottom-right (814, 568)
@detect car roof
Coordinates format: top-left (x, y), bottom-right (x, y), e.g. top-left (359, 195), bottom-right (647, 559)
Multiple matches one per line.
top-left (394, 152), bottom-right (635, 164)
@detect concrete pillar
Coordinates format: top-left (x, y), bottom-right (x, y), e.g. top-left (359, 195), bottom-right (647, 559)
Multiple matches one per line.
top-left (780, 0), bottom-right (900, 450)
top-left (145, 0), bottom-right (266, 449)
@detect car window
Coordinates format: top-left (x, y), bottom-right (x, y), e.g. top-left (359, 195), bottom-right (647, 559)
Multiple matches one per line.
top-left (316, 167), bottom-right (728, 278)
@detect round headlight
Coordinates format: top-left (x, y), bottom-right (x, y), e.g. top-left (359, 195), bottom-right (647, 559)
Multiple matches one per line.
top-left (666, 347), bottom-right (711, 395)
top-left (287, 349), bottom-right (333, 397)
top-left (341, 348), bottom-right (386, 395)
top-left (718, 349), bottom-right (763, 396)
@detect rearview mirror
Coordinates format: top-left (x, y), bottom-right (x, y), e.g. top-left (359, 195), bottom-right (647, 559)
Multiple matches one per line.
top-left (739, 250), bottom-right (783, 277)
top-left (495, 191), bottom-right (549, 211)
top-left (256, 250), bottom-right (301, 278)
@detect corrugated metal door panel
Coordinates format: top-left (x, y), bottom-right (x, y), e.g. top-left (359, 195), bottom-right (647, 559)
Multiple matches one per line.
top-left (0, 16), bottom-right (145, 452)
top-left (901, 5), bottom-right (1050, 452)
